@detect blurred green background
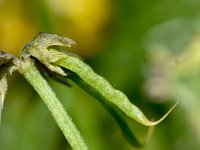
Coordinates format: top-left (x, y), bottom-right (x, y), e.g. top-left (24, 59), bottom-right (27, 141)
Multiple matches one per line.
top-left (1, 0), bottom-right (200, 149)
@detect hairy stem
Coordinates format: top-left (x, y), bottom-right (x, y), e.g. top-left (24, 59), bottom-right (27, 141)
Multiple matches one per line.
top-left (18, 57), bottom-right (88, 150)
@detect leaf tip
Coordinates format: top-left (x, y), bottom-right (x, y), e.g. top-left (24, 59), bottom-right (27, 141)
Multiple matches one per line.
top-left (146, 93), bottom-right (181, 126)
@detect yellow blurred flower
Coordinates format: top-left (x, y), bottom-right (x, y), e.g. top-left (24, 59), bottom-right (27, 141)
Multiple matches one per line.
top-left (0, 0), bottom-right (113, 57)
top-left (45, 0), bottom-right (113, 56)
top-left (0, 3), bottom-right (37, 56)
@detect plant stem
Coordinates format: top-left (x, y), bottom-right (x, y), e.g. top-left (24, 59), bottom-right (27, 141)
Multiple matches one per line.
top-left (18, 57), bottom-right (88, 150)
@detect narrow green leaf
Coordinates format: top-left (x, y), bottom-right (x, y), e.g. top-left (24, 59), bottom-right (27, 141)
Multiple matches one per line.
top-left (56, 55), bottom-right (179, 126)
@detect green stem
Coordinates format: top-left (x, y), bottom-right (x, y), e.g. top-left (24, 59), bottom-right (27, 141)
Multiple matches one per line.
top-left (18, 57), bottom-right (88, 150)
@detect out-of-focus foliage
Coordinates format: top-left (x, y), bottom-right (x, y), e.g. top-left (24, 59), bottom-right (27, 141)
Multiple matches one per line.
top-left (1, 0), bottom-right (200, 150)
